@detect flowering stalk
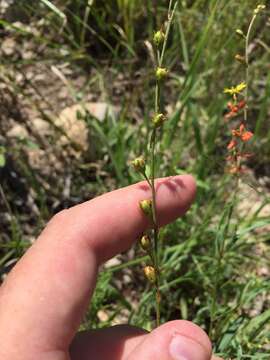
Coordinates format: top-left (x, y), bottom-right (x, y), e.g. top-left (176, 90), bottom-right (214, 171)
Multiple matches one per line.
top-left (224, 4), bottom-right (265, 178)
top-left (244, 4), bottom-right (266, 123)
top-left (210, 3), bottom-right (266, 339)
top-left (132, 0), bottom-right (178, 328)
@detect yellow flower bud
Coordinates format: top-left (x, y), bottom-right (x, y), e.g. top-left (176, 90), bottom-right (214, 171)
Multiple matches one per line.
top-left (156, 67), bottom-right (168, 81)
top-left (153, 30), bottom-right (165, 47)
top-left (139, 199), bottom-right (152, 217)
top-left (144, 266), bottom-right (156, 283)
top-left (140, 234), bottom-right (151, 251)
top-left (132, 156), bottom-right (146, 173)
top-left (152, 113), bottom-right (167, 128)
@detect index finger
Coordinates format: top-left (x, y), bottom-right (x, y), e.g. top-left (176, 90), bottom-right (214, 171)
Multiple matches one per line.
top-left (0, 175), bottom-right (196, 358)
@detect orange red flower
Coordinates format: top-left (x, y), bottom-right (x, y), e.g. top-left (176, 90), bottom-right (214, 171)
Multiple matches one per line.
top-left (226, 123), bottom-right (254, 175)
top-left (225, 100), bottom-right (246, 120)
top-left (227, 139), bottom-right (237, 150)
top-left (241, 131), bottom-right (253, 142)
top-left (231, 123), bottom-right (253, 142)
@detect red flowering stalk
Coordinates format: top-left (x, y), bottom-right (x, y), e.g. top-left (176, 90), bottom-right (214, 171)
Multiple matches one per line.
top-left (224, 4), bottom-right (265, 175)
top-left (224, 82), bottom-right (254, 174)
top-left (227, 123), bottom-right (253, 174)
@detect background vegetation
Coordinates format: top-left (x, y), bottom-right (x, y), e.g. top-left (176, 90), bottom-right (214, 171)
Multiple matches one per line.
top-left (0, 1), bottom-right (269, 358)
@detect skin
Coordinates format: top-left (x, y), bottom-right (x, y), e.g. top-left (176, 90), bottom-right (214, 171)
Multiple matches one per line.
top-left (0, 175), bottom-right (223, 360)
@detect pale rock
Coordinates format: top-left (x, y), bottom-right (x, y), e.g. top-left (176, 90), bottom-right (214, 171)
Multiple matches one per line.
top-left (7, 124), bottom-right (28, 138)
top-left (85, 102), bottom-right (116, 121)
top-left (104, 256), bottom-right (122, 268)
top-left (97, 310), bottom-right (109, 322)
top-left (27, 149), bottom-right (61, 174)
top-left (1, 37), bottom-right (16, 56)
top-left (111, 308), bottom-right (130, 325)
top-left (54, 102), bottom-right (117, 154)
top-left (55, 104), bottom-right (89, 152)
top-left (22, 50), bottom-right (34, 60)
top-left (32, 118), bottom-right (51, 136)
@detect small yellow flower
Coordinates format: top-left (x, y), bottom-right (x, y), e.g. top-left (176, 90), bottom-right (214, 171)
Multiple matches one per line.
top-left (224, 82), bottom-right (246, 96)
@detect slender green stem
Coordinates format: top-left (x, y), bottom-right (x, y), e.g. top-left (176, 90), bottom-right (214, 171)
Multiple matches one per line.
top-left (211, 8), bottom-right (262, 338)
top-left (244, 14), bottom-right (257, 123)
top-left (143, 172), bottom-right (152, 188)
top-left (237, 14), bottom-right (257, 172)
top-left (150, 29), bottom-right (161, 330)
top-left (168, 0), bottom-right (174, 14)
top-left (150, 127), bottom-right (160, 327)
top-left (151, 130), bottom-right (158, 235)
top-left (148, 0), bottom-right (178, 328)
top-left (160, 1), bottom-right (178, 66)
top-left (0, 183), bottom-right (12, 215)
top-left (155, 80), bottom-right (160, 112)
top-left (210, 179), bottom-right (238, 339)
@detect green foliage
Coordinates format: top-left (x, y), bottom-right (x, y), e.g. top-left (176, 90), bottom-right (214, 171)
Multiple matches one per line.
top-left (0, 147), bottom-right (6, 168)
top-left (0, 0), bottom-right (269, 358)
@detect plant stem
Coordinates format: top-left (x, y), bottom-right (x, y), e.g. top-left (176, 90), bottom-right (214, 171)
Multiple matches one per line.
top-left (149, 0), bottom-right (178, 328)
top-left (237, 13), bottom-right (257, 173)
top-left (244, 13), bottom-right (257, 123)
top-left (160, 0), bottom-right (178, 65)
top-left (150, 127), bottom-right (160, 327)
top-left (211, 8), bottom-right (261, 338)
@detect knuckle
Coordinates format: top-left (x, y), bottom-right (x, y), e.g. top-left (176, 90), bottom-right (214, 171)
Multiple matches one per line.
top-left (49, 209), bottom-right (70, 228)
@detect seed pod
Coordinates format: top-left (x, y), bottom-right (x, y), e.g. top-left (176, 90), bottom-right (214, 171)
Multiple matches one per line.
top-left (235, 54), bottom-right (246, 65)
top-left (235, 29), bottom-right (245, 38)
top-left (155, 67), bottom-right (168, 81)
top-left (144, 266), bottom-right (156, 283)
top-left (152, 113), bottom-right (167, 128)
top-left (153, 30), bottom-right (165, 47)
top-left (140, 234), bottom-right (151, 251)
top-left (132, 156), bottom-right (146, 173)
top-left (254, 4), bottom-right (265, 15)
top-left (139, 199), bottom-right (152, 217)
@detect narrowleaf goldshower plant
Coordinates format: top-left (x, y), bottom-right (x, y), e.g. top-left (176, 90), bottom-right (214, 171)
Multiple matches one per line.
top-left (225, 4), bottom-right (266, 178)
top-left (132, 0), bottom-right (178, 328)
top-left (209, 3), bottom-right (266, 342)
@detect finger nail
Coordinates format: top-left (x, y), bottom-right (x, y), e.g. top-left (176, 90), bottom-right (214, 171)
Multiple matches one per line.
top-left (169, 334), bottom-right (209, 360)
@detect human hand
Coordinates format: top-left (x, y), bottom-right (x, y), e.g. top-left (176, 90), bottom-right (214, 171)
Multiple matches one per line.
top-left (0, 175), bottom-right (222, 360)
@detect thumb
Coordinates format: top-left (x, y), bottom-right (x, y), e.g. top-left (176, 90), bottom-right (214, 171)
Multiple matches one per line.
top-left (128, 320), bottom-right (212, 360)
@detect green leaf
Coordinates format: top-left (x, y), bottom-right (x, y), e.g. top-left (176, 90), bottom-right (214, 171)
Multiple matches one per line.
top-left (40, 0), bottom-right (66, 20)
top-left (241, 309), bottom-right (270, 340)
top-left (0, 153), bottom-right (6, 167)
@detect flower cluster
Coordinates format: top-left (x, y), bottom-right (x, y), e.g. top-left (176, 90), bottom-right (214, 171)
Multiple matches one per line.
top-left (224, 3), bottom-right (266, 175)
top-left (225, 100), bottom-right (246, 120)
top-left (226, 123), bottom-right (253, 174)
top-left (224, 81), bottom-right (253, 174)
